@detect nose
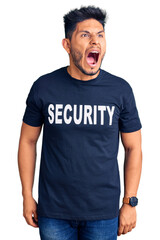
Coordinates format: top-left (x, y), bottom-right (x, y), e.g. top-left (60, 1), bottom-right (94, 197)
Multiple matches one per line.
top-left (90, 35), bottom-right (99, 45)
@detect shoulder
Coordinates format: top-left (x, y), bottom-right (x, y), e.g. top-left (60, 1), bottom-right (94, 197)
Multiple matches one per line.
top-left (101, 69), bottom-right (132, 92)
top-left (34, 66), bottom-right (66, 87)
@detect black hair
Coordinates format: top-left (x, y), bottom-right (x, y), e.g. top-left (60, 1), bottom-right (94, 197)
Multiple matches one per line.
top-left (63, 5), bottom-right (108, 41)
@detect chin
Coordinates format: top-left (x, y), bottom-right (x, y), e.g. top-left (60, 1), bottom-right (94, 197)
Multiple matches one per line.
top-left (87, 65), bottom-right (100, 74)
top-left (84, 68), bottom-right (100, 76)
top-left (74, 61), bottom-right (101, 76)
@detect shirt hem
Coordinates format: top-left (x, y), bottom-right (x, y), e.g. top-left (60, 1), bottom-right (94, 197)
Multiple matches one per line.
top-left (22, 119), bottom-right (43, 127)
top-left (119, 125), bottom-right (142, 133)
top-left (37, 210), bottom-right (119, 221)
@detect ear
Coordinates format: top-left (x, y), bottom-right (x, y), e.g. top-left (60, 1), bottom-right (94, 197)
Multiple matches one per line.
top-left (62, 38), bottom-right (71, 54)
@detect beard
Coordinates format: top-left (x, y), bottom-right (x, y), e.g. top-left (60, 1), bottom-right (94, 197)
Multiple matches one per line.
top-left (70, 46), bottom-right (105, 76)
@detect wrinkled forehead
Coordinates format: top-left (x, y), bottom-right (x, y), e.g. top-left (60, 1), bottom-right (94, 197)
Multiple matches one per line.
top-left (74, 18), bottom-right (104, 35)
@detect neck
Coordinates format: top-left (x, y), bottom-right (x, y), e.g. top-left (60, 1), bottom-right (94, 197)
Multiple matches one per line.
top-left (67, 63), bottom-right (100, 81)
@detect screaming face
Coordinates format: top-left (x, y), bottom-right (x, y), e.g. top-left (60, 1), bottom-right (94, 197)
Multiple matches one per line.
top-left (64, 18), bottom-right (106, 77)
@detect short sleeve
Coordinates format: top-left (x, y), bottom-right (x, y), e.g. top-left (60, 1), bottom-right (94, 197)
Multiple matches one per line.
top-left (119, 87), bottom-right (142, 133)
top-left (22, 81), bottom-right (44, 127)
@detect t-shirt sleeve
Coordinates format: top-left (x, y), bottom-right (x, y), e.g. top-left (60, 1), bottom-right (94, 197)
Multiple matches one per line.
top-left (119, 86), bottom-right (142, 133)
top-left (22, 81), bottom-right (44, 127)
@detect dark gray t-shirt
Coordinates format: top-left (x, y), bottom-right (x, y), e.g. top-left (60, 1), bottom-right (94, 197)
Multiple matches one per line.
top-left (23, 66), bottom-right (142, 220)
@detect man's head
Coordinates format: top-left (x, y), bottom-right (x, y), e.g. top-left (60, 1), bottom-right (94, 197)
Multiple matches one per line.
top-left (62, 6), bottom-right (108, 77)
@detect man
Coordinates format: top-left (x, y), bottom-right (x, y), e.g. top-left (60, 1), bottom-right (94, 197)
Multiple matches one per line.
top-left (18, 6), bottom-right (142, 240)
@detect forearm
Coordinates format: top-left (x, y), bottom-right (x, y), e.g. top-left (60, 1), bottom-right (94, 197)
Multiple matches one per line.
top-left (124, 147), bottom-right (142, 197)
top-left (118, 130), bottom-right (142, 236)
top-left (18, 140), bottom-right (37, 198)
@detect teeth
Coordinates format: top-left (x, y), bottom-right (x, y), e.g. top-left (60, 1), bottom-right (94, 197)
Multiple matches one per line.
top-left (90, 51), bottom-right (99, 53)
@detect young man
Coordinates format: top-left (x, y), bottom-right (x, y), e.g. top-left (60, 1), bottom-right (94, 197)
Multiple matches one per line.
top-left (18, 6), bottom-right (142, 240)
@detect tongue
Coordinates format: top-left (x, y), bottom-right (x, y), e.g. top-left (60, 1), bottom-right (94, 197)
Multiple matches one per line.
top-left (87, 56), bottom-right (96, 65)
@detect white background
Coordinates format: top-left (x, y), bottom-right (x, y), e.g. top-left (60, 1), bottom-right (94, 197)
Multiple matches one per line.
top-left (1, 0), bottom-right (160, 239)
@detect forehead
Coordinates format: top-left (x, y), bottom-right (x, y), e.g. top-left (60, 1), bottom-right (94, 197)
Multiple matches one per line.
top-left (74, 18), bottom-right (104, 34)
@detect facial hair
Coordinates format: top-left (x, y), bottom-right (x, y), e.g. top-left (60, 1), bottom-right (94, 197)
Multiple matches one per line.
top-left (70, 46), bottom-right (105, 76)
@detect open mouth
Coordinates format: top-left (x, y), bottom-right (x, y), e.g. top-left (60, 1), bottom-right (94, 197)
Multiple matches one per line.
top-left (86, 51), bottom-right (100, 67)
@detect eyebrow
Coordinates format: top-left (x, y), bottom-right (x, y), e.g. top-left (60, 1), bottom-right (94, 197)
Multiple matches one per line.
top-left (78, 30), bottom-right (104, 34)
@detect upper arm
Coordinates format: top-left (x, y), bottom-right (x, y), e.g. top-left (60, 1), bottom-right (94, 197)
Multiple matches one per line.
top-left (120, 129), bottom-right (142, 151)
top-left (19, 122), bottom-right (42, 144)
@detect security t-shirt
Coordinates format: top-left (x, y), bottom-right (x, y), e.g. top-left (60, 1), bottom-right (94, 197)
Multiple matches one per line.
top-left (23, 66), bottom-right (142, 220)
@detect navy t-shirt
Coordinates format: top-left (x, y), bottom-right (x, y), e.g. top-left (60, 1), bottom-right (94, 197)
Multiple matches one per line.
top-left (23, 66), bottom-right (142, 220)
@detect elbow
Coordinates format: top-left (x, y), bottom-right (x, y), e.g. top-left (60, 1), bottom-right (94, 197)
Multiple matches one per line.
top-left (124, 146), bottom-right (143, 164)
top-left (19, 136), bottom-right (38, 146)
top-left (124, 145), bottom-right (142, 154)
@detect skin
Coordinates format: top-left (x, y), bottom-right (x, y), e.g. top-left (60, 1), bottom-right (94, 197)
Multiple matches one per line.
top-left (17, 18), bottom-right (143, 236)
top-left (62, 18), bottom-right (106, 80)
top-left (118, 129), bottom-right (142, 236)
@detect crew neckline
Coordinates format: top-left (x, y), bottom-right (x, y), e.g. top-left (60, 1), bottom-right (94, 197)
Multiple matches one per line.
top-left (64, 65), bottom-right (103, 84)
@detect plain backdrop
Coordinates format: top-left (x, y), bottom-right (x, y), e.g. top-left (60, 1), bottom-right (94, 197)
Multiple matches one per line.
top-left (1, 0), bottom-right (160, 239)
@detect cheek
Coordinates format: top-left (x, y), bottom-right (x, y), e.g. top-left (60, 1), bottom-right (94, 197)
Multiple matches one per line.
top-left (101, 46), bottom-right (106, 57)
top-left (76, 45), bottom-right (86, 59)
top-left (102, 40), bottom-right (106, 51)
